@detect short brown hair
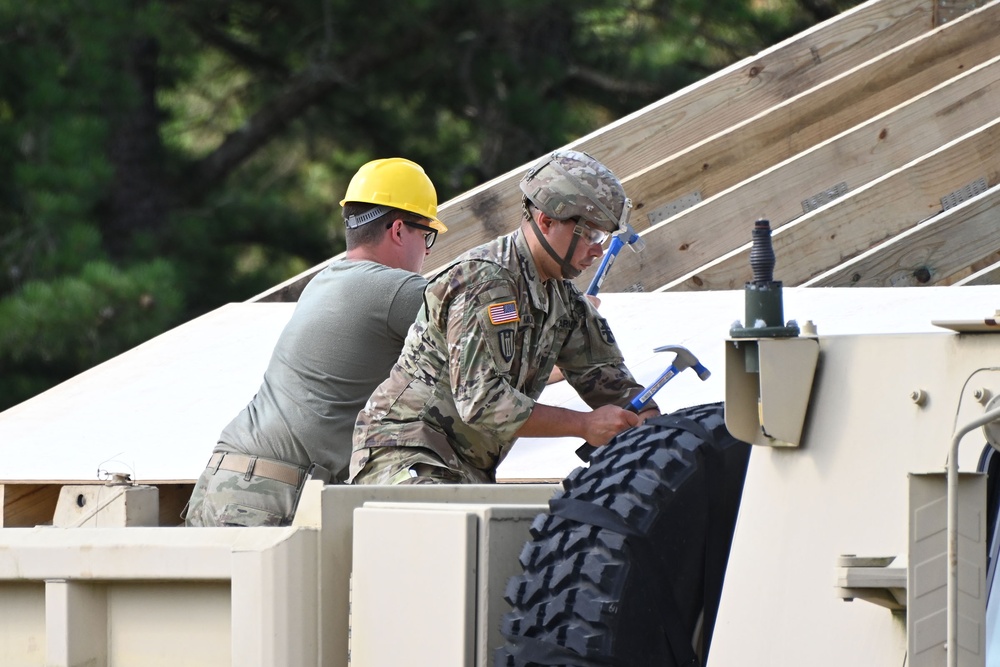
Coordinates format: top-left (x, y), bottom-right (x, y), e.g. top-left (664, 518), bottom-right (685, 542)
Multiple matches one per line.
top-left (343, 203), bottom-right (398, 249)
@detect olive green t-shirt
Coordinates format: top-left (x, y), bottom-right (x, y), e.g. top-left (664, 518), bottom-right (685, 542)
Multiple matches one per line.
top-left (217, 260), bottom-right (426, 482)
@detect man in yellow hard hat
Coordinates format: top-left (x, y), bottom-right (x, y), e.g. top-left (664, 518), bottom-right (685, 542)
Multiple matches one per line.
top-left (184, 157), bottom-right (446, 527)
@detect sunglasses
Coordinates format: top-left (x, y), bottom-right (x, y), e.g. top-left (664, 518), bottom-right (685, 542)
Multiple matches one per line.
top-left (391, 220), bottom-right (438, 249)
top-left (572, 220), bottom-right (611, 246)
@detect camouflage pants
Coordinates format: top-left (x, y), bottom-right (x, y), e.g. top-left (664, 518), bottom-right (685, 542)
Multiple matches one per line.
top-left (184, 466), bottom-right (300, 527)
top-left (351, 447), bottom-right (492, 485)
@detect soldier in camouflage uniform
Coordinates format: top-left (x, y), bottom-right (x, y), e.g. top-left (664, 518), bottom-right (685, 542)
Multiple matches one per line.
top-left (350, 150), bottom-right (658, 485)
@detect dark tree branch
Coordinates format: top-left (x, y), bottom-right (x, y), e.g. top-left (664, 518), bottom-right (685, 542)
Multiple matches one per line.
top-left (797, 0), bottom-right (842, 22)
top-left (566, 65), bottom-right (660, 97)
top-left (182, 17), bottom-right (290, 77)
top-left (104, 36), bottom-right (171, 256)
top-left (190, 64), bottom-right (348, 197)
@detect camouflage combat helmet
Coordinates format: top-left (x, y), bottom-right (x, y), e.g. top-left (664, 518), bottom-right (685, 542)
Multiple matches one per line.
top-left (519, 150), bottom-right (631, 233)
top-left (519, 150), bottom-right (632, 280)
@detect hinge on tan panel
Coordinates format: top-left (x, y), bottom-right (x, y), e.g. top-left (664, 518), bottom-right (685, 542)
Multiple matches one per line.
top-left (935, 0), bottom-right (990, 26)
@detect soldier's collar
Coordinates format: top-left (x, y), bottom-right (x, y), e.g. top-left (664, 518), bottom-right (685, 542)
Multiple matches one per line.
top-left (513, 231), bottom-right (549, 312)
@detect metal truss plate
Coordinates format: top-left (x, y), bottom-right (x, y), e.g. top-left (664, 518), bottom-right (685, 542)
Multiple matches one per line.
top-left (801, 181), bottom-right (848, 213)
top-left (936, 0), bottom-right (989, 26)
top-left (646, 191), bottom-right (702, 226)
top-left (941, 177), bottom-right (988, 211)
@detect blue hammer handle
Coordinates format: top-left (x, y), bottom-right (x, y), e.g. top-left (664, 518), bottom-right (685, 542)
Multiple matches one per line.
top-left (575, 356), bottom-right (711, 462)
top-left (586, 234), bottom-right (630, 296)
top-left (574, 365), bottom-right (675, 463)
top-left (626, 357), bottom-right (709, 412)
top-left (628, 365), bottom-right (679, 412)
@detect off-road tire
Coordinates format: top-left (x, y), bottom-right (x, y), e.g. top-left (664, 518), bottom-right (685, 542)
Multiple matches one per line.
top-left (496, 401), bottom-right (751, 667)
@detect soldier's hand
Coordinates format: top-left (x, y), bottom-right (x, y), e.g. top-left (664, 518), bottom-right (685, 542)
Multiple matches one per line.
top-left (636, 407), bottom-right (660, 424)
top-left (583, 405), bottom-right (641, 447)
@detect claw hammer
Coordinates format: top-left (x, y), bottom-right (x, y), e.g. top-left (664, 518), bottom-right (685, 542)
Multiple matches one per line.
top-left (586, 221), bottom-right (645, 296)
top-left (575, 344), bottom-right (712, 461)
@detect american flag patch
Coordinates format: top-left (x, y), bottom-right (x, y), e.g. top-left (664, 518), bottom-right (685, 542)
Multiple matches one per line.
top-left (488, 301), bottom-right (520, 325)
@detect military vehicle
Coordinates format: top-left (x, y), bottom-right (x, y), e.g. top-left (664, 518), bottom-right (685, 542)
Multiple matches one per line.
top-left (3, 1), bottom-right (1000, 665)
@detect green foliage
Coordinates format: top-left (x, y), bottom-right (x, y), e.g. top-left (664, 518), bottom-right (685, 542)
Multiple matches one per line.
top-left (0, 0), bottom-right (862, 411)
top-left (0, 258), bottom-right (183, 407)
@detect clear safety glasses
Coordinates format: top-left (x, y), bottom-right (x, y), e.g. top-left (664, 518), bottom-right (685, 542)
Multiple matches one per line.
top-left (572, 221), bottom-right (611, 246)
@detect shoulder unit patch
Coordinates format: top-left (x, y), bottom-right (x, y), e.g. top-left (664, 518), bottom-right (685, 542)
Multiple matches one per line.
top-left (497, 329), bottom-right (515, 362)
top-left (598, 317), bottom-right (616, 344)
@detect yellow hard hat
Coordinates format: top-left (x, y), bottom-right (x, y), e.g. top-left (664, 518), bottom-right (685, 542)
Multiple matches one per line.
top-left (339, 157), bottom-right (447, 233)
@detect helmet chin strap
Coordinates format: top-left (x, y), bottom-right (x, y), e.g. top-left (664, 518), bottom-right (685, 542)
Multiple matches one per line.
top-left (528, 213), bottom-right (583, 280)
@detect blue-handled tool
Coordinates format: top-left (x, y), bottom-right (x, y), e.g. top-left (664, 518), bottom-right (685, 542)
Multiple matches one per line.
top-left (586, 222), bottom-right (645, 296)
top-left (575, 345), bottom-right (711, 461)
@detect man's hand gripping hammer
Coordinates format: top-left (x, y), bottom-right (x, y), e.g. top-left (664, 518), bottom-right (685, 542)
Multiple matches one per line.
top-left (575, 344), bottom-right (711, 462)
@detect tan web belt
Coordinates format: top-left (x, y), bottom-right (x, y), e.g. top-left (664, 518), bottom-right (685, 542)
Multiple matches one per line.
top-left (207, 452), bottom-right (305, 486)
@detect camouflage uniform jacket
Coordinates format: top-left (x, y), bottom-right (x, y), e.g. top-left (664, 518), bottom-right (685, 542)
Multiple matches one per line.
top-left (351, 229), bottom-right (644, 481)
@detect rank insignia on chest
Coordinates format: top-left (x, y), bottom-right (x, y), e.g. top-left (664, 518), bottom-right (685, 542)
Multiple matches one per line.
top-left (497, 329), bottom-right (515, 362)
top-left (488, 300), bottom-right (520, 325)
top-left (598, 317), bottom-right (616, 344)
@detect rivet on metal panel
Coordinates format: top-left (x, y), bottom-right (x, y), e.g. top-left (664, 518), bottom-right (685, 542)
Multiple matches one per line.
top-left (646, 191), bottom-right (703, 226)
top-left (911, 389), bottom-right (928, 407)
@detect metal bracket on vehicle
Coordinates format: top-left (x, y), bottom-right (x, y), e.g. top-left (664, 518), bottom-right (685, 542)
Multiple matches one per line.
top-left (836, 555), bottom-right (906, 610)
top-left (724, 336), bottom-right (819, 447)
